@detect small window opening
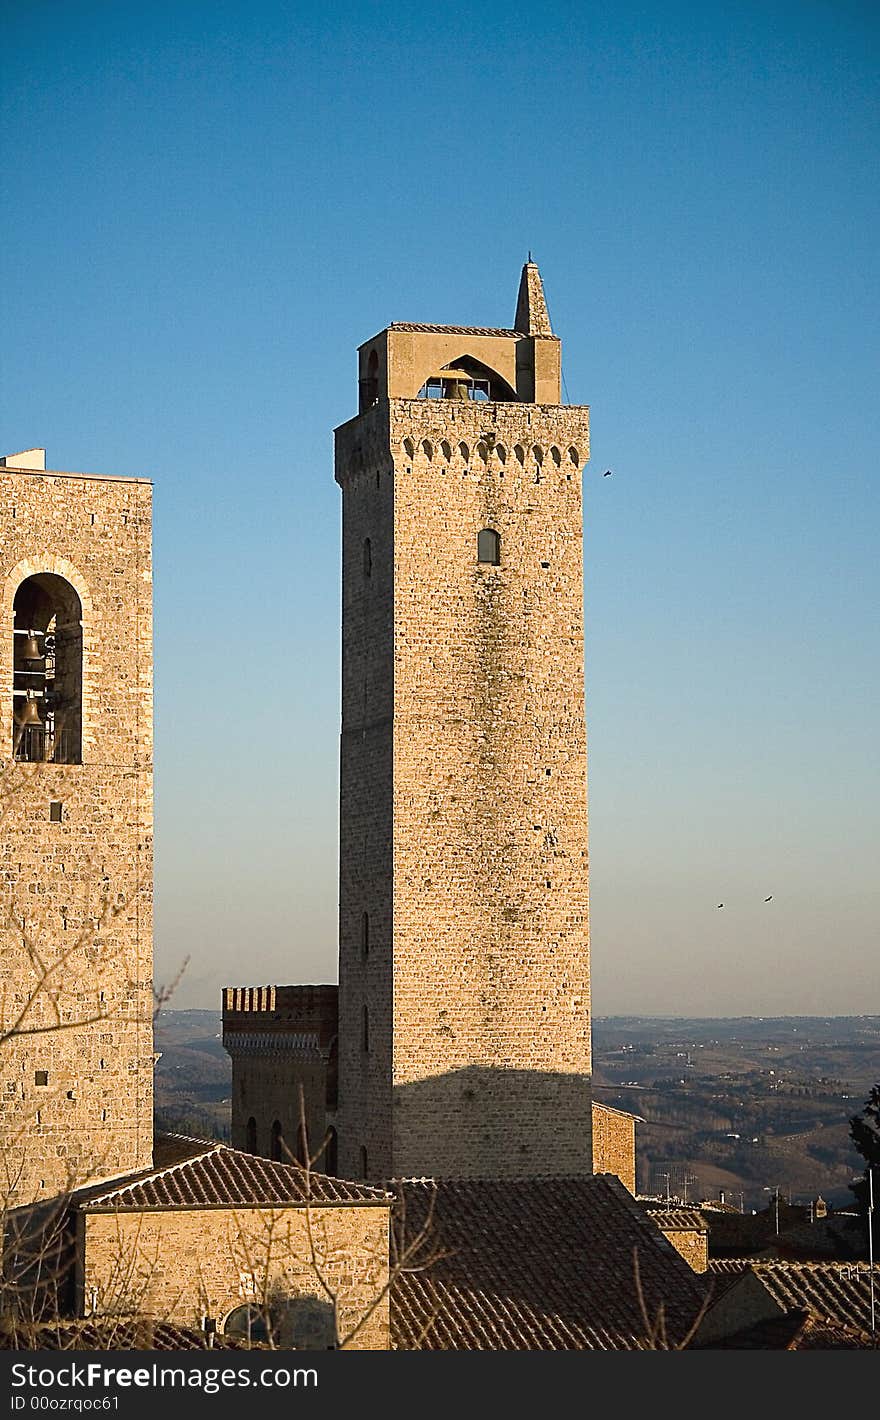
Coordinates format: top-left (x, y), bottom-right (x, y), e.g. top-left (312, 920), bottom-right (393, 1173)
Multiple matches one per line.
top-left (246, 1116), bottom-right (257, 1154)
top-left (34, 1070), bottom-right (48, 1087)
top-left (363, 538), bottom-right (372, 578)
top-left (270, 1119), bottom-right (284, 1162)
top-left (360, 1145), bottom-right (369, 1178)
top-left (361, 910), bottom-right (370, 957)
top-left (362, 1004), bottom-right (370, 1053)
top-left (49, 801), bottom-right (63, 822)
top-left (359, 349), bottom-right (380, 412)
top-left (326, 1037), bottom-right (339, 1112)
top-left (325, 1126), bottom-right (338, 1177)
top-left (477, 529), bottom-right (501, 565)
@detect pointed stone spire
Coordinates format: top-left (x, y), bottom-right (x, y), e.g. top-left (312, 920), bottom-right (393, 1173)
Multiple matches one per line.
top-left (514, 258), bottom-right (553, 336)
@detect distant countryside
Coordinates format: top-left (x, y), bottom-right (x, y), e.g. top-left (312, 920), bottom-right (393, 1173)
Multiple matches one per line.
top-left (154, 1011), bottom-right (877, 1213)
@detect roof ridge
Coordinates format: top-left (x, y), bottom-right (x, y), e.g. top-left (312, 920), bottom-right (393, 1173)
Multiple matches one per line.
top-left (84, 1144), bottom-right (222, 1204)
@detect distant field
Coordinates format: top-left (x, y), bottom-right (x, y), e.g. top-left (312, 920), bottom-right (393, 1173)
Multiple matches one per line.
top-left (593, 1015), bottom-right (878, 1209)
top-left (153, 1010), bottom-right (878, 1207)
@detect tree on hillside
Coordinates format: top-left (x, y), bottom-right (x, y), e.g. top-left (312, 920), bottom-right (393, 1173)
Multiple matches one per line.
top-left (848, 1084), bottom-right (880, 1214)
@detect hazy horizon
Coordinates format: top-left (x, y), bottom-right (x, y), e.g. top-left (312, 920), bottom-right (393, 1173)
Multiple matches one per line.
top-left (3, 1), bottom-right (878, 1016)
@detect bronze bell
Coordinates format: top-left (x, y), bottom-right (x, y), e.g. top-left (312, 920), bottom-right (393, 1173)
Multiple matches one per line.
top-left (16, 695), bottom-right (43, 727)
top-left (21, 632), bottom-right (43, 661)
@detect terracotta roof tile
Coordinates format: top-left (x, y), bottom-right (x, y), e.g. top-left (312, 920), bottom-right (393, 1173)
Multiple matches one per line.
top-left (646, 1208), bottom-right (709, 1233)
top-left (697, 1308), bottom-right (876, 1350)
top-left (389, 323), bottom-right (521, 338)
top-left (748, 1261), bottom-right (880, 1332)
top-left (79, 1141), bottom-right (390, 1211)
top-left (0, 1318), bottom-right (257, 1350)
top-left (390, 1174), bottom-right (707, 1350)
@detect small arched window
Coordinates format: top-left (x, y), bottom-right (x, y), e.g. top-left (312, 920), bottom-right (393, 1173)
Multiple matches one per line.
top-left (477, 529), bottom-right (501, 565)
top-left (223, 1305), bottom-right (270, 1344)
top-left (13, 574), bottom-right (83, 763)
top-left (359, 349), bottom-right (379, 412)
top-left (326, 1036), bottom-right (339, 1111)
top-left (245, 1116), bottom-right (257, 1155)
top-left (362, 1004), bottom-right (370, 1053)
top-left (361, 910), bottom-right (370, 957)
top-left (270, 1119), bottom-right (284, 1162)
top-left (325, 1126), bottom-right (338, 1178)
top-left (363, 538), bottom-right (372, 578)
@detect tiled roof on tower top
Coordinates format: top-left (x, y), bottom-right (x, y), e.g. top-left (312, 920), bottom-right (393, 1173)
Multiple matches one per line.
top-left (78, 1139), bottom-right (391, 1210)
top-left (388, 323), bottom-right (521, 337)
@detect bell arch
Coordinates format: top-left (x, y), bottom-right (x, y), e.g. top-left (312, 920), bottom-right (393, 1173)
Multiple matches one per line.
top-left (12, 573), bottom-right (83, 764)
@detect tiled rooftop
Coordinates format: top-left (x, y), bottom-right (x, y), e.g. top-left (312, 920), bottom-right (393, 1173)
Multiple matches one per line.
top-left (696, 1308), bottom-right (876, 1350)
top-left (708, 1259), bottom-right (879, 1334)
top-left (388, 323), bottom-right (521, 338)
top-left (646, 1208), bottom-right (709, 1233)
top-left (390, 1174), bottom-right (708, 1350)
top-left (0, 1318), bottom-right (255, 1350)
top-left (78, 1137), bottom-right (391, 1211)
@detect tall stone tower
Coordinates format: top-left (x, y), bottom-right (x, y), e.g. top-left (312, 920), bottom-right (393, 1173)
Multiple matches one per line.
top-left (335, 264), bottom-right (592, 1181)
top-left (0, 448), bottom-right (154, 1206)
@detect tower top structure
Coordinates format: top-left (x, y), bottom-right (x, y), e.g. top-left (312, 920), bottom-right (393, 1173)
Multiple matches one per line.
top-left (355, 264), bottom-right (562, 412)
top-left (514, 259), bottom-right (553, 336)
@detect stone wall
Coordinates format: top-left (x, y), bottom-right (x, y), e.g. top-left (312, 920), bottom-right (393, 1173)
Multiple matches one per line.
top-left (335, 393), bottom-right (593, 1180)
top-left (79, 1204), bottom-right (389, 1349)
top-left (223, 986), bottom-right (337, 1171)
top-left (0, 460), bottom-right (153, 1205)
top-left (592, 1103), bottom-right (637, 1194)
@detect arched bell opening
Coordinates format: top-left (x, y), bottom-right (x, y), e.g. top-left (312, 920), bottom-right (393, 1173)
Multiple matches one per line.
top-left (13, 573), bottom-right (82, 764)
top-left (417, 355), bottom-right (517, 403)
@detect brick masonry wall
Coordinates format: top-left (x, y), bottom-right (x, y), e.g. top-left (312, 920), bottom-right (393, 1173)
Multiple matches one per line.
top-left (81, 1205), bottom-right (390, 1349)
top-left (591, 1103), bottom-right (637, 1193)
top-left (659, 1227), bottom-right (708, 1273)
top-left (336, 396), bottom-right (593, 1179)
top-left (0, 467), bottom-right (154, 1205)
top-left (223, 987), bottom-right (338, 1169)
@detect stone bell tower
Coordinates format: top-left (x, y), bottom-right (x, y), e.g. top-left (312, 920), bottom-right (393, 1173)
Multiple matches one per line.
top-left (335, 263), bottom-right (593, 1181)
top-left (0, 448), bottom-right (154, 1207)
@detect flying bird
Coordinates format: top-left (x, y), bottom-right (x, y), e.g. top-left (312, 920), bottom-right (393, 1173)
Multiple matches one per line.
top-left (764, 895), bottom-right (773, 902)
top-left (716, 903), bottom-right (724, 909)
top-left (603, 469), bottom-right (613, 477)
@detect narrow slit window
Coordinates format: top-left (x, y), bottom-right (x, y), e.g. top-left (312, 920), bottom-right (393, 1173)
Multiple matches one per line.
top-left (49, 802), bottom-right (63, 822)
top-left (361, 911), bottom-right (370, 957)
top-left (360, 1145), bottom-right (368, 1178)
top-left (246, 1116), bottom-right (257, 1154)
top-left (362, 1004), bottom-right (370, 1053)
top-left (270, 1119), bottom-right (283, 1162)
top-left (477, 528), bottom-right (500, 565)
top-left (363, 538), bottom-right (372, 578)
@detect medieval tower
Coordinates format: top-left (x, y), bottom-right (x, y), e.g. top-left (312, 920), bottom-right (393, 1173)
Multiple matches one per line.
top-left (0, 447), bottom-right (154, 1206)
top-left (225, 263), bottom-right (594, 1183)
top-left (335, 263), bottom-right (592, 1180)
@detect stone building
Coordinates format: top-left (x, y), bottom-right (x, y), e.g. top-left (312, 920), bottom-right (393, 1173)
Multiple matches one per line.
top-left (0, 449), bottom-right (390, 1349)
top-left (225, 264), bottom-right (639, 1192)
top-left (0, 448), bottom-right (154, 1206)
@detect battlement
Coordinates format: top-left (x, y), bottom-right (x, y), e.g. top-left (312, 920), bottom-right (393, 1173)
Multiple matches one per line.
top-left (222, 984), bottom-right (338, 1047)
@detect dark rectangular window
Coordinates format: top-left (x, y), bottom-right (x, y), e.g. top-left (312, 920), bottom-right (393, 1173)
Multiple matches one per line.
top-left (34, 1070), bottom-right (48, 1086)
top-left (49, 801), bottom-right (62, 822)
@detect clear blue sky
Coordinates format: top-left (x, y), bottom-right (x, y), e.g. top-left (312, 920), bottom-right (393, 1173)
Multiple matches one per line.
top-left (2, 0), bottom-right (877, 1014)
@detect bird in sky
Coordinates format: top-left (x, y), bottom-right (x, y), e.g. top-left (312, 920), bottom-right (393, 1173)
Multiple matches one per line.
top-left (603, 469), bottom-right (613, 477)
top-left (764, 895), bottom-right (773, 902)
top-left (716, 903), bottom-right (724, 909)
